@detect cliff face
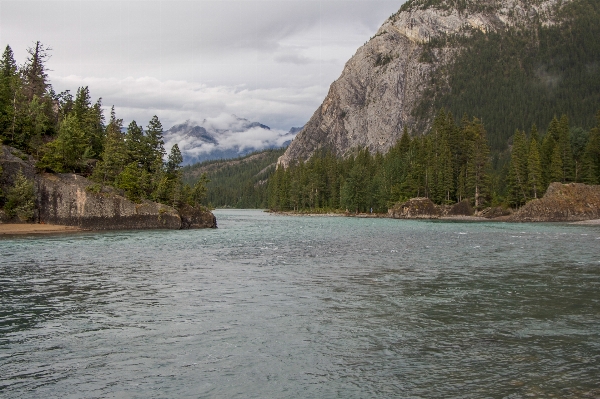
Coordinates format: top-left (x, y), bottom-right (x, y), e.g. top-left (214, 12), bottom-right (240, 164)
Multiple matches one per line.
top-left (36, 173), bottom-right (183, 230)
top-left (1, 145), bottom-right (216, 230)
top-left (278, 0), bottom-right (569, 167)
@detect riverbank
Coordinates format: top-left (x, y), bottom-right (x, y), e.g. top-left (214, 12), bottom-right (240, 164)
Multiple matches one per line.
top-left (0, 224), bottom-right (82, 236)
top-left (270, 211), bottom-right (510, 222)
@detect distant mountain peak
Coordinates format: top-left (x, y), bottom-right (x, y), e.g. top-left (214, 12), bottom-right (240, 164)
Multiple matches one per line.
top-left (163, 115), bottom-right (302, 165)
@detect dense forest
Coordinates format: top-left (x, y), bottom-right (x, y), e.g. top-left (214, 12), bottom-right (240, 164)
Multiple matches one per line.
top-left (267, 110), bottom-right (600, 213)
top-left (413, 0), bottom-right (600, 151)
top-left (182, 148), bottom-right (285, 209)
top-left (0, 42), bottom-right (208, 220)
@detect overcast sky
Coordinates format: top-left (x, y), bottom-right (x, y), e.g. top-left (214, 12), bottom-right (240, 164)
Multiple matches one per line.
top-left (0, 0), bottom-right (404, 130)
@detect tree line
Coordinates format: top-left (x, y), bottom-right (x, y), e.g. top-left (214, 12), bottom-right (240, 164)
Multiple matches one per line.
top-left (0, 42), bottom-right (208, 215)
top-left (267, 110), bottom-right (600, 213)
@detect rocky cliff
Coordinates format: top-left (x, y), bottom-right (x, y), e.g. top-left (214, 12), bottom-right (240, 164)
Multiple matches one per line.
top-left (1, 145), bottom-right (216, 230)
top-left (278, 0), bottom-right (571, 167)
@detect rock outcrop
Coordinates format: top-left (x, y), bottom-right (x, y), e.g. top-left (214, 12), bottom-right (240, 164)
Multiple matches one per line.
top-left (1, 145), bottom-right (216, 230)
top-left (37, 173), bottom-right (183, 230)
top-left (509, 183), bottom-right (600, 222)
top-left (179, 204), bottom-right (217, 229)
top-left (389, 198), bottom-right (442, 219)
top-left (278, 0), bottom-right (570, 167)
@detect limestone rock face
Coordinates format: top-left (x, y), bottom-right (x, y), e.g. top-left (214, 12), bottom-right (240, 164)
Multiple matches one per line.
top-left (509, 183), bottom-right (600, 222)
top-left (37, 173), bottom-right (182, 230)
top-left (278, 0), bottom-right (570, 167)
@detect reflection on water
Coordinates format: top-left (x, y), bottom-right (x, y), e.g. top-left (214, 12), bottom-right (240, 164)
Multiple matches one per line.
top-left (1, 210), bottom-right (599, 398)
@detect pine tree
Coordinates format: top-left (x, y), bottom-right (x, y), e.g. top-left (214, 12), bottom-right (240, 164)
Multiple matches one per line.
top-left (0, 45), bottom-right (19, 141)
top-left (582, 111), bottom-right (600, 184)
top-left (73, 87), bottom-right (105, 158)
top-left (93, 107), bottom-right (127, 184)
top-left (527, 138), bottom-right (543, 199)
top-left (40, 113), bottom-right (90, 172)
top-left (556, 114), bottom-right (574, 182)
top-left (529, 124), bottom-right (539, 144)
top-left (549, 145), bottom-right (563, 183)
top-left (506, 129), bottom-right (529, 205)
top-left (146, 115), bottom-right (166, 171)
top-left (22, 42), bottom-right (50, 101)
top-left (540, 132), bottom-right (556, 189)
top-left (440, 138), bottom-right (454, 203)
top-left (464, 118), bottom-right (490, 208)
top-left (4, 169), bottom-right (35, 221)
top-left (125, 120), bottom-right (145, 164)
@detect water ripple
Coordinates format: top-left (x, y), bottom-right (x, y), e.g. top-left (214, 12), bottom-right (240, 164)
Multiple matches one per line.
top-left (1, 210), bottom-right (599, 398)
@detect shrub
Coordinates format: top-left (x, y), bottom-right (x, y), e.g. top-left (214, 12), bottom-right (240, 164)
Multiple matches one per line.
top-left (5, 170), bottom-right (35, 221)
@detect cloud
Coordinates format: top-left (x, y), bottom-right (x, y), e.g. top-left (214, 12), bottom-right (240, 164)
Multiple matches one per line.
top-left (2, 0), bottom-right (404, 132)
top-left (52, 74), bottom-right (321, 130)
top-left (161, 115), bottom-right (297, 164)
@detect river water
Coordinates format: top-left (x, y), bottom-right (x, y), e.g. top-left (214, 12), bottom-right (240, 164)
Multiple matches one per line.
top-left (1, 209), bottom-right (599, 398)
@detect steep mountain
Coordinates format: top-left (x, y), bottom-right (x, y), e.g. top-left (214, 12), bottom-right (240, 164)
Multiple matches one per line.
top-left (278, 0), bottom-right (600, 166)
top-left (164, 116), bottom-right (297, 165)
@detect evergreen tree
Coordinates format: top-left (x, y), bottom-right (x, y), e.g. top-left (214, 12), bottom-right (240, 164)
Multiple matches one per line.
top-left (506, 129), bottom-right (529, 206)
top-left (22, 41), bottom-right (50, 101)
top-left (549, 145), bottom-right (564, 183)
top-left (540, 132), bottom-right (556, 189)
top-left (4, 169), bottom-right (35, 221)
top-left (582, 111), bottom-right (600, 184)
top-left (125, 120), bottom-right (145, 164)
top-left (529, 124), bottom-right (539, 144)
top-left (93, 107), bottom-right (127, 184)
top-left (0, 45), bottom-right (19, 141)
top-left (73, 87), bottom-right (104, 157)
top-left (556, 114), bottom-right (574, 182)
top-left (146, 115), bottom-right (166, 172)
top-left (40, 113), bottom-right (90, 172)
top-left (464, 118), bottom-right (490, 208)
top-left (527, 138), bottom-right (543, 199)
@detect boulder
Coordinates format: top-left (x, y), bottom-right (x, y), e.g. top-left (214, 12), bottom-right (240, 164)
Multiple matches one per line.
top-left (444, 200), bottom-right (474, 216)
top-left (509, 183), bottom-right (600, 222)
top-left (179, 204), bottom-right (217, 229)
top-left (388, 197), bottom-right (442, 219)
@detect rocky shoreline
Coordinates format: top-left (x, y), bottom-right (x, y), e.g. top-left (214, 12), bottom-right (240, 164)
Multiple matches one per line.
top-left (272, 183), bottom-right (600, 223)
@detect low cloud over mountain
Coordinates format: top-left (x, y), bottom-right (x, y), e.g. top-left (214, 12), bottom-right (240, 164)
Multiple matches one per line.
top-left (163, 114), bottom-right (301, 165)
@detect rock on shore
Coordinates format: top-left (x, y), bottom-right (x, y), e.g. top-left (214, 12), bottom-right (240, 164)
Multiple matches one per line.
top-left (387, 183), bottom-right (600, 222)
top-left (509, 183), bottom-right (600, 222)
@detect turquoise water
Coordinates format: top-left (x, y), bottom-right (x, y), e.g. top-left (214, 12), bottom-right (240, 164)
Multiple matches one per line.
top-left (1, 210), bottom-right (599, 398)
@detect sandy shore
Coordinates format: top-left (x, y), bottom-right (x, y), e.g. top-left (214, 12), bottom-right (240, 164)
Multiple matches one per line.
top-left (0, 224), bottom-right (82, 235)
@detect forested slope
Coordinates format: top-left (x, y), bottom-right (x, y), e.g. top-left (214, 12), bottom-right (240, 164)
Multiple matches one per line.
top-left (182, 148), bottom-right (285, 208)
top-left (415, 0), bottom-right (600, 151)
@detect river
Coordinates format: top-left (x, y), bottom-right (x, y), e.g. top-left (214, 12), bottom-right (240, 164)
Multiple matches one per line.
top-left (1, 209), bottom-right (599, 398)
